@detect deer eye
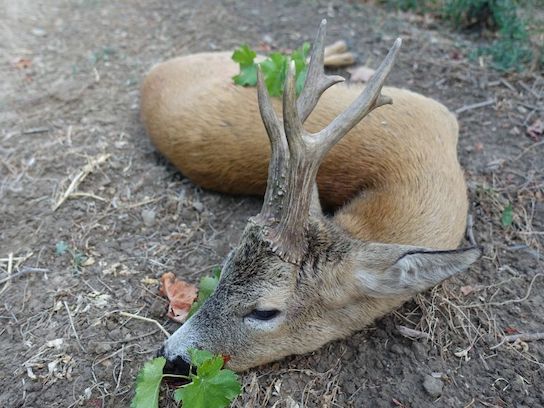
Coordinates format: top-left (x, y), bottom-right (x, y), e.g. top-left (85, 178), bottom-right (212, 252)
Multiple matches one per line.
top-left (246, 309), bottom-right (280, 321)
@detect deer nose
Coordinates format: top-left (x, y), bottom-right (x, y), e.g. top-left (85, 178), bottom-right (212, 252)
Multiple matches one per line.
top-left (157, 345), bottom-right (193, 376)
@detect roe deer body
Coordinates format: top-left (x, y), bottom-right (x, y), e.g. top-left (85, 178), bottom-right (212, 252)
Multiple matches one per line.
top-left (141, 21), bottom-right (479, 373)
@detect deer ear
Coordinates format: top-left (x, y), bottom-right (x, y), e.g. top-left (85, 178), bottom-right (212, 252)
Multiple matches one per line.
top-left (353, 244), bottom-right (481, 297)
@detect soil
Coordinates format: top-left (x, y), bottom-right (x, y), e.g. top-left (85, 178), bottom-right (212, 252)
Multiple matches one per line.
top-left (1, 0), bottom-right (543, 407)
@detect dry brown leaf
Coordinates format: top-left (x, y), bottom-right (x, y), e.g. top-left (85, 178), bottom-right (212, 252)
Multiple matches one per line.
top-left (347, 65), bottom-right (376, 82)
top-left (159, 272), bottom-right (197, 323)
top-left (15, 57), bottom-right (32, 69)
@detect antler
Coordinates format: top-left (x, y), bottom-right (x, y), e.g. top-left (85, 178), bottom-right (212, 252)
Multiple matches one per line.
top-left (253, 19), bottom-right (402, 264)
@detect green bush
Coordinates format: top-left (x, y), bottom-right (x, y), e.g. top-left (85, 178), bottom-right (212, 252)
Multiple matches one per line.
top-left (379, 0), bottom-right (540, 72)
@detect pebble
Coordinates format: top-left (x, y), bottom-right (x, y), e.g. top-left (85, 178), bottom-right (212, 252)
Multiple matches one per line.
top-left (31, 28), bottom-right (47, 37)
top-left (92, 342), bottom-right (112, 354)
top-left (141, 209), bottom-right (156, 227)
top-left (423, 374), bottom-right (443, 398)
top-left (192, 201), bottom-right (204, 213)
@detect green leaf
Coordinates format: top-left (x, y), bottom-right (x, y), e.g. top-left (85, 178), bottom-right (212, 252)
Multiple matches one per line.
top-left (295, 66), bottom-right (308, 95)
top-left (131, 357), bottom-right (166, 408)
top-left (231, 44), bottom-right (256, 67)
top-left (55, 241), bottom-right (69, 255)
top-left (501, 203), bottom-right (513, 227)
top-left (174, 368), bottom-right (241, 408)
top-left (233, 64), bottom-right (257, 86)
top-left (260, 52), bottom-right (287, 97)
top-left (231, 42), bottom-right (310, 96)
top-left (188, 348), bottom-right (214, 368)
top-left (232, 45), bottom-right (258, 87)
top-left (188, 268), bottom-right (221, 318)
top-left (197, 355), bottom-right (224, 378)
top-left (290, 42), bottom-right (310, 73)
top-left (212, 266), bottom-right (221, 280)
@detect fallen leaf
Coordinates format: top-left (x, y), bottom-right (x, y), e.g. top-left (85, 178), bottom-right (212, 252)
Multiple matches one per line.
top-left (15, 57), bottom-right (32, 69)
top-left (392, 398), bottom-right (407, 408)
top-left (347, 65), bottom-right (376, 82)
top-left (526, 119), bottom-right (543, 141)
top-left (159, 272), bottom-right (198, 323)
top-left (454, 348), bottom-right (471, 361)
top-left (504, 327), bottom-right (519, 335)
top-left (82, 256), bottom-right (95, 267)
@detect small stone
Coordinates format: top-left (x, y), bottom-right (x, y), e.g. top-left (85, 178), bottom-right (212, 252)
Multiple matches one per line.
top-left (149, 298), bottom-right (167, 318)
top-left (411, 341), bottom-right (427, 359)
top-left (141, 209), bottom-right (156, 227)
top-left (423, 374), bottom-right (443, 398)
top-left (31, 28), bottom-right (47, 37)
top-left (92, 342), bottom-right (112, 354)
top-left (192, 201), bottom-right (204, 213)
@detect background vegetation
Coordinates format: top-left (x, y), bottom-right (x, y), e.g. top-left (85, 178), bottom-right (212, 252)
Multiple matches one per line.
top-left (379, 0), bottom-right (543, 71)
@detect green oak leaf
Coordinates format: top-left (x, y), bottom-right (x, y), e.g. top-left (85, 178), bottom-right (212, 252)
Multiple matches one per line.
top-left (131, 357), bottom-right (166, 408)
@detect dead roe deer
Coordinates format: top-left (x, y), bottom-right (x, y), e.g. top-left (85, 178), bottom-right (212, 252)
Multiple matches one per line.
top-left (141, 21), bottom-right (480, 373)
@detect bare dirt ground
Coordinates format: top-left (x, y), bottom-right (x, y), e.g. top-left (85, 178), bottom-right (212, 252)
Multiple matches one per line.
top-left (1, 0), bottom-right (543, 407)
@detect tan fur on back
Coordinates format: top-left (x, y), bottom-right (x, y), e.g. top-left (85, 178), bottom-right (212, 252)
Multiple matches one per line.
top-left (140, 52), bottom-right (468, 250)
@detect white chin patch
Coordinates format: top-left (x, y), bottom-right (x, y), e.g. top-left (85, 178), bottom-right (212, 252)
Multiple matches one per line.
top-left (163, 319), bottom-right (197, 361)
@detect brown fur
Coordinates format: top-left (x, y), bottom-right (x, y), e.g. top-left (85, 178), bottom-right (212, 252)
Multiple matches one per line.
top-left (141, 51), bottom-right (468, 249)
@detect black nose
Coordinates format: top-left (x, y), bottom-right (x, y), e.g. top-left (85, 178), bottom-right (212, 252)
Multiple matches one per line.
top-left (156, 345), bottom-right (193, 377)
top-left (164, 355), bottom-right (192, 376)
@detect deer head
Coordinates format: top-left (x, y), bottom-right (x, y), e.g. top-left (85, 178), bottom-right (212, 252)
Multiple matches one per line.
top-left (158, 20), bottom-right (480, 373)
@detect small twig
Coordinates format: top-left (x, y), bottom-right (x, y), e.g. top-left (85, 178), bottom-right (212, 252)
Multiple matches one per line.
top-left (397, 325), bottom-right (430, 340)
top-left (490, 332), bottom-right (544, 350)
top-left (0, 256), bottom-right (28, 262)
top-left (119, 311), bottom-right (170, 338)
top-left (455, 99), bottom-right (495, 114)
top-left (518, 81), bottom-right (540, 99)
top-left (53, 153), bottom-right (110, 211)
top-left (115, 345), bottom-right (125, 391)
top-left (64, 301), bottom-right (86, 352)
top-left (69, 192), bottom-right (108, 202)
top-left (0, 253), bottom-right (13, 297)
top-left (499, 78), bottom-right (517, 92)
top-left (0, 267), bottom-right (49, 285)
top-left (462, 273), bottom-right (543, 308)
top-left (512, 139), bottom-right (544, 161)
top-left (22, 127), bottom-right (49, 135)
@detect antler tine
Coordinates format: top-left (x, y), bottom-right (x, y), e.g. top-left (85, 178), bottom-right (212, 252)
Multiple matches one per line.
top-left (256, 66), bottom-right (289, 223)
top-left (283, 60), bottom-right (305, 151)
top-left (315, 38), bottom-right (402, 154)
top-left (297, 19), bottom-right (345, 123)
top-left (254, 21), bottom-right (402, 265)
